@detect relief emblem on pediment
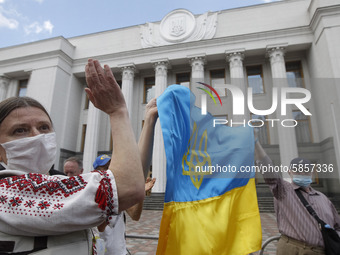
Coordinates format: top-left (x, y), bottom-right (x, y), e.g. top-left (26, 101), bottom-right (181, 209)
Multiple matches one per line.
top-left (140, 9), bottom-right (217, 48)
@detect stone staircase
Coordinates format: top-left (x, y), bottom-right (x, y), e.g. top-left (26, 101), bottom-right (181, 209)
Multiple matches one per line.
top-left (257, 197), bottom-right (275, 213)
top-left (143, 193), bottom-right (165, 211)
top-left (256, 184), bottom-right (275, 213)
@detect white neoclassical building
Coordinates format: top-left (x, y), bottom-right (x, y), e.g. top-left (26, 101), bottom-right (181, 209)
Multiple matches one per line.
top-left (1, 0), bottom-right (340, 196)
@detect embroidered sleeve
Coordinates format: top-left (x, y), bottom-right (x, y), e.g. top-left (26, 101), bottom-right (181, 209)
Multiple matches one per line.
top-left (0, 171), bottom-right (119, 236)
top-left (92, 170), bottom-right (119, 224)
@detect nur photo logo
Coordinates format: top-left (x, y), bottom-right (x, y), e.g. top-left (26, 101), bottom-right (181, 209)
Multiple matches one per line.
top-left (196, 82), bottom-right (223, 115)
top-left (195, 82), bottom-right (312, 128)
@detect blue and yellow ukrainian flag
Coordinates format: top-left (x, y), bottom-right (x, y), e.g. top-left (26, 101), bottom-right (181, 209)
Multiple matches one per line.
top-left (156, 85), bottom-right (262, 255)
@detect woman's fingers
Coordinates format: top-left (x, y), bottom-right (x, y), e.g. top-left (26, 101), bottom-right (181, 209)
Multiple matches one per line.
top-left (93, 60), bottom-right (107, 85)
top-left (85, 58), bottom-right (128, 115)
top-left (86, 59), bottom-right (101, 87)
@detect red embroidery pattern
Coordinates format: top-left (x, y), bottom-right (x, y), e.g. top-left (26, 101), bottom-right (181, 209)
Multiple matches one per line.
top-left (37, 200), bottom-right (51, 210)
top-left (0, 173), bottom-right (87, 218)
top-left (53, 203), bottom-right (64, 210)
top-left (24, 200), bottom-right (36, 208)
top-left (0, 195), bottom-right (8, 204)
top-left (2, 173), bottom-right (87, 197)
top-left (92, 170), bottom-right (115, 223)
top-left (9, 196), bottom-right (23, 207)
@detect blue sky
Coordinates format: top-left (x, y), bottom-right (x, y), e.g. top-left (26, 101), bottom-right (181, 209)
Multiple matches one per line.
top-left (0, 0), bottom-right (280, 49)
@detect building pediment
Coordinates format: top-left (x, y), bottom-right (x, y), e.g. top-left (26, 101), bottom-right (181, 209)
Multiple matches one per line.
top-left (140, 9), bottom-right (217, 48)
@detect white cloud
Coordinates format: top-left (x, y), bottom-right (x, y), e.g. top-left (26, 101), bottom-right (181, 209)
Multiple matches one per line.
top-left (25, 22), bottom-right (40, 34)
top-left (0, 5), bottom-right (22, 19)
top-left (43, 20), bottom-right (53, 33)
top-left (24, 20), bottom-right (53, 35)
top-left (0, 12), bottom-right (19, 29)
top-left (0, 0), bottom-right (5, 4)
top-left (0, 5), bottom-right (22, 29)
top-left (34, 0), bottom-right (44, 3)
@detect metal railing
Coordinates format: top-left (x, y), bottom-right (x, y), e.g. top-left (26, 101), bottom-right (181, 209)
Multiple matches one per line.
top-left (126, 234), bottom-right (159, 240)
top-left (257, 235), bottom-right (280, 255)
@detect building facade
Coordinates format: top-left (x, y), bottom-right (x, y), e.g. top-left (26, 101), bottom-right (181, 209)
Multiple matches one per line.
top-left (1, 0), bottom-right (340, 195)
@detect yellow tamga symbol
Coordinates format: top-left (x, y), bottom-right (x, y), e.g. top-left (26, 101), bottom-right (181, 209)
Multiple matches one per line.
top-left (182, 122), bottom-right (212, 189)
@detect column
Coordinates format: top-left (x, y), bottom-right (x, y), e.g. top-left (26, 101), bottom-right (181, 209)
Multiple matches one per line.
top-left (227, 51), bottom-right (245, 80)
top-left (190, 56), bottom-right (205, 80)
top-left (120, 65), bottom-right (136, 118)
top-left (152, 60), bottom-right (169, 193)
top-left (267, 46), bottom-right (298, 171)
top-left (0, 76), bottom-right (10, 101)
top-left (154, 61), bottom-right (168, 97)
top-left (83, 102), bottom-right (100, 173)
top-left (189, 56), bottom-right (206, 107)
top-left (226, 50), bottom-right (249, 123)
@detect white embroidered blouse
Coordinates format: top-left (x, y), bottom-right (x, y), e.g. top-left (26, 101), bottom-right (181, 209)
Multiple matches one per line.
top-left (0, 169), bottom-right (119, 236)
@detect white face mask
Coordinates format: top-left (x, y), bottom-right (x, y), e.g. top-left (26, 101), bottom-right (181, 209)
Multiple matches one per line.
top-left (0, 132), bottom-right (57, 174)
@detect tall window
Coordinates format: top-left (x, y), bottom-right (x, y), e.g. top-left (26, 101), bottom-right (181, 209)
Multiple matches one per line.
top-left (210, 69), bottom-right (226, 96)
top-left (251, 114), bottom-right (269, 144)
top-left (293, 110), bottom-right (312, 143)
top-left (176, 72), bottom-right (190, 88)
top-left (143, 77), bottom-right (155, 104)
top-left (81, 124), bottom-right (87, 153)
top-left (246, 65), bottom-right (264, 94)
top-left (116, 80), bottom-right (122, 89)
top-left (286, 61), bottom-right (304, 88)
top-left (17, 79), bottom-right (28, 97)
top-left (110, 133), bottom-right (113, 152)
top-left (84, 96), bottom-right (89, 110)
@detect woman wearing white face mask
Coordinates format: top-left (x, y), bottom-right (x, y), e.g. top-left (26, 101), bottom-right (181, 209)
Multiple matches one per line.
top-left (0, 59), bottom-right (145, 254)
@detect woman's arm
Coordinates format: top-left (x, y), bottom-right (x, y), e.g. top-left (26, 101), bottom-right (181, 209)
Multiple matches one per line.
top-left (85, 59), bottom-right (144, 212)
